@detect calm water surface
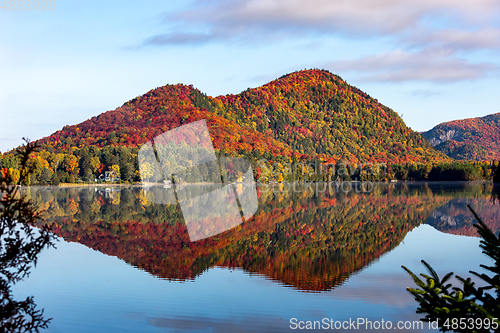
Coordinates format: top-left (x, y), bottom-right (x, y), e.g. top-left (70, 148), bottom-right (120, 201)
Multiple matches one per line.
top-left (11, 182), bottom-right (500, 332)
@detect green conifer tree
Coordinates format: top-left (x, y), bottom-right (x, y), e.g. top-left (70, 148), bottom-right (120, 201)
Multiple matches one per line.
top-left (403, 205), bottom-right (500, 332)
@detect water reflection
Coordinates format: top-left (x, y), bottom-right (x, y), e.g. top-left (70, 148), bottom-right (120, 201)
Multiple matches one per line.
top-left (492, 185), bottom-right (500, 204)
top-left (21, 182), bottom-right (498, 293)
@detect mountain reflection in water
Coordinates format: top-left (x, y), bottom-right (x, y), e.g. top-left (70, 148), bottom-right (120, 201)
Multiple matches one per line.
top-left (22, 182), bottom-right (499, 293)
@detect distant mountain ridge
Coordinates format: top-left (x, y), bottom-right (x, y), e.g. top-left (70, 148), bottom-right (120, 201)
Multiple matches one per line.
top-left (38, 69), bottom-right (448, 164)
top-left (422, 112), bottom-right (500, 161)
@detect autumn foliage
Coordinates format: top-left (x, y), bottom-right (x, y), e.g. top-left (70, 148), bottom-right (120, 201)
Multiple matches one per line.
top-left (422, 112), bottom-right (500, 161)
top-left (32, 70), bottom-right (448, 163)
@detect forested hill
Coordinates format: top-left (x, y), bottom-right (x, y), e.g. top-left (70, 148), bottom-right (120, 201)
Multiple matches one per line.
top-left (38, 69), bottom-right (447, 165)
top-left (207, 70), bottom-right (447, 164)
top-left (421, 112), bottom-right (500, 161)
top-left (39, 84), bottom-right (296, 160)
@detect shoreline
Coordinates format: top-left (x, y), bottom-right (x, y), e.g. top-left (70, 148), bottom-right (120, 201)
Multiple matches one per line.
top-left (19, 179), bottom-right (494, 188)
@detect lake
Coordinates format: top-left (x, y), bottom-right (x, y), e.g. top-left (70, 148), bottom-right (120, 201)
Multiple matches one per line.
top-left (10, 182), bottom-right (500, 332)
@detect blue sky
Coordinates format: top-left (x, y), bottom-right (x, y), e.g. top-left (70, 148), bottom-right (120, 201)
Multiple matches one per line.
top-left (1, 0), bottom-right (499, 152)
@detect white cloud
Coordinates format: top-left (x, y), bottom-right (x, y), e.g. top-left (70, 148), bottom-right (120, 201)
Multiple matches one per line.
top-left (327, 49), bottom-right (498, 82)
top-left (408, 28), bottom-right (500, 51)
top-left (143, 0), bottom-right (500, 83)
top-left (147, 0), bottom-right (500, 44)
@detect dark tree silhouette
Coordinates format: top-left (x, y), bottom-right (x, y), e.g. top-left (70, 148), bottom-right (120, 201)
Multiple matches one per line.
top-left (1, 139), bottom-right (56, 332)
